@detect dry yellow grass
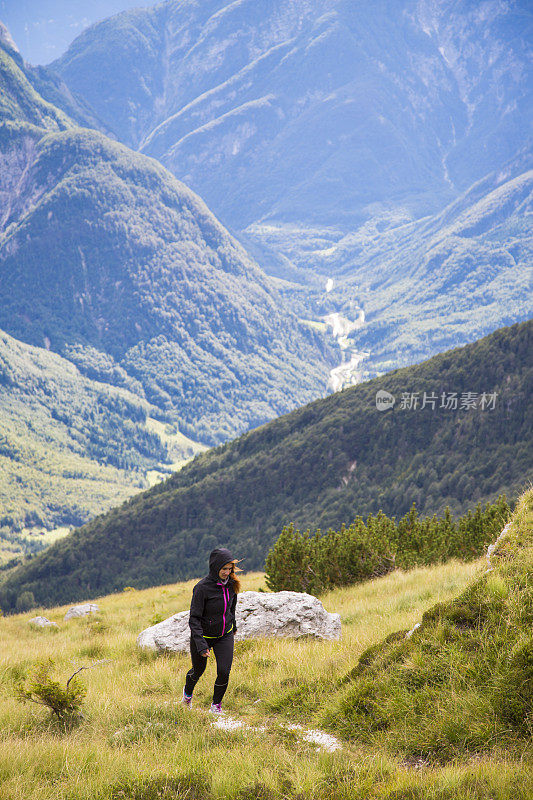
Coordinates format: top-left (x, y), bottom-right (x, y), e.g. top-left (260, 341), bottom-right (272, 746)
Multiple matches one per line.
top-left (0, 555), bottom-right (530, 799)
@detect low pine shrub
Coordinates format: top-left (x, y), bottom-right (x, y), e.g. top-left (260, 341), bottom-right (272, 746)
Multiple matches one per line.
top-left (265, 496), bottom-right (510, 593)
top-left (15, 659), bottom-right (86, 722)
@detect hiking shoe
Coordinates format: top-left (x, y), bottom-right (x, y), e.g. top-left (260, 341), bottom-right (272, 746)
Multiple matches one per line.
top-left (181, 690), bottom-right (193, 709)
top-left (209, 703), bottom-right (223, 714)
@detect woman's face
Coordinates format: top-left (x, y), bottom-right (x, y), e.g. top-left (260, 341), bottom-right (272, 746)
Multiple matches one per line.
top-left (218, 562), bottom-right (233, 580)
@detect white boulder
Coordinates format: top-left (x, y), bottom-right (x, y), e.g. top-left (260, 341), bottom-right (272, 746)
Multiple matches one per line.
top-left (137, 590), bottom-right (341, 652)
top-left (29, 616), bottom-right (57, 627)
top-left (64, 603), bottom-right (99, 620)
top-left (137, 610), bottom-right (189, 651)
top-left (236, 591), bottom-right (341, 641)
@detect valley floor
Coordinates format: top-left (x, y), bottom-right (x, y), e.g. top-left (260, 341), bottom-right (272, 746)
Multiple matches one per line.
top-left (0, 560), bottom-right (531, 799)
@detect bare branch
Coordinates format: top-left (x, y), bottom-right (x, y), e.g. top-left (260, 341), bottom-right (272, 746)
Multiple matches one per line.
top-left (66, 659), bottom-right (112, 690)
top-left (20, 696), bottom-right (49, 708)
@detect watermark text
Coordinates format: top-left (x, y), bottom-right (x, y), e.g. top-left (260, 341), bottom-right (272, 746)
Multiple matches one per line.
top-left (375, 390), bottom-right (498, 412)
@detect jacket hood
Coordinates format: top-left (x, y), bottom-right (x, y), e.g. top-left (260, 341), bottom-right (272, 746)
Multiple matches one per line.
top-left (208, 547), bottom-right (234, 580)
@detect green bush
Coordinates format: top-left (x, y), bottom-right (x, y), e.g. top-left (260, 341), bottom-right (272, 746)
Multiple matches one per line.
top-left (15, 659), bottom-right (86, 722)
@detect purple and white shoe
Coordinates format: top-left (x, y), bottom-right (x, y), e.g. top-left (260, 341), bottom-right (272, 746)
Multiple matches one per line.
top-left (209, 703), bottom-right (223, 714)
top-left (181, 690), bottom-right (193, 709)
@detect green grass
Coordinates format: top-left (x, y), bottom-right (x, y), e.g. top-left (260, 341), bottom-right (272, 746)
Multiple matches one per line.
top-left (320, 488), bottom-right (533, 763)
top-left (0, 492), bottom-right (531, 798)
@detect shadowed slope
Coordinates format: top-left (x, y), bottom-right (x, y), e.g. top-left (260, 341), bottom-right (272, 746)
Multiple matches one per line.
top-left (0, 319), bottom-right (530, 610)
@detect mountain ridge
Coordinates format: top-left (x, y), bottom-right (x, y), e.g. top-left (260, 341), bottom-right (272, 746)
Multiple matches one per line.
top-left (48, 0), bottom-right (532, 380)
top-left (53, 0), bottom-right (532, 233)
top-left (0, 318), bottom-right (530, 611)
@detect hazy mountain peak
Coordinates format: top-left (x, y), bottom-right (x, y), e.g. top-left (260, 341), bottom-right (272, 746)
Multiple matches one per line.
top-left (53, 0), bottom-right (531, 237)
top-left (0, 21), bottom-right (19, 54)
top-left (0, 36), bottom-right (73, 131)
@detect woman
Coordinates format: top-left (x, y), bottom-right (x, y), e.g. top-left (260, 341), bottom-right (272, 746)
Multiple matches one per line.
top-left (182, 547), bottom-right (241, 714)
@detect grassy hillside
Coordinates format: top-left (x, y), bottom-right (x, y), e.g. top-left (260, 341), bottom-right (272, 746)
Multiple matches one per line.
top-left (322, 487), bottom-right (533, 761)
top-left (0, 491), bottom-right (530, 799)
top-left (1, 319), bottom-right (529, 610)
top-left (0, 328), bottom-right (208, 564)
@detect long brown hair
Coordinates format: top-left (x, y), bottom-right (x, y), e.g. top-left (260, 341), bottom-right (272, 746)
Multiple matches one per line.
top-left (229, 560), bottom-right (243, 593)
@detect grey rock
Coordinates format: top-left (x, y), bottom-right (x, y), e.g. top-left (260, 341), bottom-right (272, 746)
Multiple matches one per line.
top-left (486, 521), bottom-right (512, 571)
top-left (29, 616), bottom-right (57, 627)
top-left (236, 591), bottom-right (341, 641)
top-left (137, 591), bottom-right (341, 652)
top-left (137, 610), bottom-right (189, 652)
top-left (64, 603), bottom-right (99, 620)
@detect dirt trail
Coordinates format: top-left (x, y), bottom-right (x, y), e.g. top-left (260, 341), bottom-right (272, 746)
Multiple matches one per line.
top-left (211, 712), bottom-right (341, 752)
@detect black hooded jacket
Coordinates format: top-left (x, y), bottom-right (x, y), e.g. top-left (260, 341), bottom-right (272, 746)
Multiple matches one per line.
top-left (188, 547), bottom-right (237, 654)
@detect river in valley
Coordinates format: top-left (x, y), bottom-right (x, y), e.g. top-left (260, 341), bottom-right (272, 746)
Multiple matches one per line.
top-left (323, 279), bottom-right (370, 392)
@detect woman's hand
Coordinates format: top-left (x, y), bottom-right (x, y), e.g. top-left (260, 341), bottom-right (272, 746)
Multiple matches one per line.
top-left (201, 649), bottom-right (210, 657)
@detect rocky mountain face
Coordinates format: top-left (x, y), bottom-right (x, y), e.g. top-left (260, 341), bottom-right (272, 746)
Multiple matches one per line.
top-left (50, 0), bottom-right (532, 376)
top-left (53, 0), bottom-right (531, 236)
top-left (304, 161), bottom-right (533, 371)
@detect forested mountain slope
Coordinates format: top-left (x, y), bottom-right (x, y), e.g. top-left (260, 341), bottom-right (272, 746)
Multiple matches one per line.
top-left (0, 30), bottom-right (199, 556)
top-left (0, 28), bottom-right (334, 555)
top-left (0, 23), bottom-right (105, 132)
top-left (0, 35), bottom-right (334, 448)
top-left (1, 319), bottom-right (530, 611)
top-left (0, 327), bottom-right (187, 557)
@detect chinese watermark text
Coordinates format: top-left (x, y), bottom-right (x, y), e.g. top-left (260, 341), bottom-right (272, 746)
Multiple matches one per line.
top-left (375, 390), bottom-right (498, 412)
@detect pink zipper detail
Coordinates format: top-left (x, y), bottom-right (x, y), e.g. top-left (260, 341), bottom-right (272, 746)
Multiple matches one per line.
top-left (218, 583), bottom-right (228, 636)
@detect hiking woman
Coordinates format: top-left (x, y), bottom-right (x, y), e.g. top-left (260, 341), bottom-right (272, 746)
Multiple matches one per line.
top-left (182, 547), bottom-right (241, 714)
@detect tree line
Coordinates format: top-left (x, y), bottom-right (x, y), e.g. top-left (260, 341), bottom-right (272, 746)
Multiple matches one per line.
top-left (265, 496), bottom-right (511, 594)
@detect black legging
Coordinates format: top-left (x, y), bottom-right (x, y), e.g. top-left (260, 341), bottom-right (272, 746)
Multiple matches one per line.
top-left (185, 632), bottom-right (234, 705)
